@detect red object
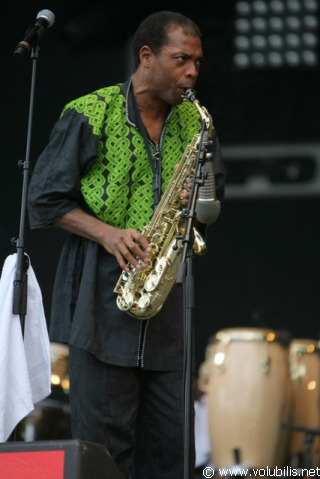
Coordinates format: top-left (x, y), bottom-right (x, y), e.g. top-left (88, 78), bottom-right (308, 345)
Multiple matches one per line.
top-left (0, 450), bottom-right (64, 479)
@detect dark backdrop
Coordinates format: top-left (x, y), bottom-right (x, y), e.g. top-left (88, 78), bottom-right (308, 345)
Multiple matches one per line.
top-left (2, 0), bottom-right (320, 370)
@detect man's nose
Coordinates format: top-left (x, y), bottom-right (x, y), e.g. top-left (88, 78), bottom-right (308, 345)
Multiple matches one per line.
top-left (185, 62), bottom-right (199, 78)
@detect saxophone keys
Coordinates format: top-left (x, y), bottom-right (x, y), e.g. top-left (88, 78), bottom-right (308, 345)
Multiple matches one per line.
top-left (138, 294), bottom-right (151, 309)
top-left (155, 257), bottom-right (166, 273)
top-left (116, 291), bottom-right (134, 311)
top-left (144, 258), bottom-right (166, 291)
top-left (145, 274), bottom-right (159, 292)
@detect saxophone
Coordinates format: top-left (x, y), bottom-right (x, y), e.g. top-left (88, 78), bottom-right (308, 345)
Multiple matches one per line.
top-left (114, 89), bottom-right (220, 320)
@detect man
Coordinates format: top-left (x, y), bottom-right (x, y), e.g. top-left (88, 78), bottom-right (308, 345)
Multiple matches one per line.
top-left (28, 10), bottom-right (225, 478)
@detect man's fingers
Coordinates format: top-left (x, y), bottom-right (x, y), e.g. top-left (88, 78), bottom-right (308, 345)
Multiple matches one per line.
top-left (116, 229), bottom-right (151, 271)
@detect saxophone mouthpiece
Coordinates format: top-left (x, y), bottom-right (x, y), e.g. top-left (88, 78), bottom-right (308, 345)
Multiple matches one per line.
top-left (183, 88), bottom-right (197, 103)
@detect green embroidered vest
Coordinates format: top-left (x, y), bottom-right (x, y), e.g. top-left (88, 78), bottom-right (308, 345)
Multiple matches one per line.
top-left (62, 85), bottom-right (203, 231)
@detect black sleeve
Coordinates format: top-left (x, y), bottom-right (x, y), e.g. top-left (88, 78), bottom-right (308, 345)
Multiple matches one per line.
top-left (27, 108), bottom-right (99, 229)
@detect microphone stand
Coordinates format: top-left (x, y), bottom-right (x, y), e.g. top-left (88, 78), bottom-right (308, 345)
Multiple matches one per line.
top-left (8, 43), bottom-right (40, 441)
top-left (176, 119), bottom-right (207, 479)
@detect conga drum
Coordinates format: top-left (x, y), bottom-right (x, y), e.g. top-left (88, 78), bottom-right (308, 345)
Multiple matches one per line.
top-left (50, 342), bottom-right (70, 392)
top-left (206, 328), bottom-right (291, 470)
top-left (289, 338), bottom-right (320, 467)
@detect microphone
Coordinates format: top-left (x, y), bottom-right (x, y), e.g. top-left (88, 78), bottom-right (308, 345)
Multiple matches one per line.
top-left (14, 9), bottom-right (55, 57)
top-left (196, 143), bottom-right (221, 225)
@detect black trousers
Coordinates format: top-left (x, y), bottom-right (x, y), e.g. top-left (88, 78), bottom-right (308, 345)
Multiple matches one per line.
top-left (68, 345), bottom-right (195, 478)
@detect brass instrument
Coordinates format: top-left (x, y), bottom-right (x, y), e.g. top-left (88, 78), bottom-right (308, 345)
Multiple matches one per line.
top-left (114, 89), bottom-right (219, 319)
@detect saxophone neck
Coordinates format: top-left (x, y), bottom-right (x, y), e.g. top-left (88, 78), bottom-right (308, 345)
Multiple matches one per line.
top-left (198, 105), bottom-right (212, 134)
top-left (183, 88), bottom-right (212, 133)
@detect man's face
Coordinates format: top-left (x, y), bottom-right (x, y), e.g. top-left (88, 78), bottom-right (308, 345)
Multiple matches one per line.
top-left (148, 26), bottom-right (203, 105)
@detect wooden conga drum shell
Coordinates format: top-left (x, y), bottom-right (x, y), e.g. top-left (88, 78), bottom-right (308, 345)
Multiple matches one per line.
top-left (207, 328), bottom-right (291, 469)
top-left (289, 339), bottom-right (320, 467)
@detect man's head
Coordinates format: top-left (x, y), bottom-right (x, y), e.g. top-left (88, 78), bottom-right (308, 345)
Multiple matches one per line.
top-left (133, 11), bottom-right (202, 70)
top-left (132, 11), bottom-right (203, 105)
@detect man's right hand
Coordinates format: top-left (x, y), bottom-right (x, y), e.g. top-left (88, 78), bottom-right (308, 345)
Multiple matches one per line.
top-left (54, 209), bottom-right (151, 272)
top-left (100, 226), bottom-right (152, 272)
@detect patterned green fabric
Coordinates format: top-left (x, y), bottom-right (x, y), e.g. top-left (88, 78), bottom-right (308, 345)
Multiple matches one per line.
top-left (61, 85), bottom-right (202, 231)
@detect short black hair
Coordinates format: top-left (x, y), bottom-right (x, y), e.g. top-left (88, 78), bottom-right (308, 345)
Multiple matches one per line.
top-left (132, 11), bottom-right (202, 70)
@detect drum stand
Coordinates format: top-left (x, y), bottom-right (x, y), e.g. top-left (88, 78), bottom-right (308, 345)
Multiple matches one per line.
top-left (282, 422), bottom-right (320, 468)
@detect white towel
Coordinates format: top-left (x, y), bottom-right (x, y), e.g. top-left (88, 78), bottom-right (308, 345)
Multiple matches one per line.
top-left (0, 253), bottom-right (51, 442)
top-left (195, 394), bottom-right (212, 468)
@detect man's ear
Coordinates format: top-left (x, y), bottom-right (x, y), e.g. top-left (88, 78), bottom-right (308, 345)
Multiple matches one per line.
top-left (139, 45), bottom-right (153, 67)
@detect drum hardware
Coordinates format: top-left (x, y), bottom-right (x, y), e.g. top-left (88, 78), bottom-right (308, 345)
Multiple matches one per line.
top-left (213, 351), bottom-right (226, 373)
top-left (233, 448), bottom-right (240, 464)
top-left (211, 350), bottom-right (271, 375)
top-left (282, 423), bottom-right (320, 469)
top-left (260, 356), bottom-right (271, 374)
top-left (217, 449), bottom-right (252, 477)
top-left (290, 341), bottom-right (319, 381)
top-left (216, 328), bottom-right (277, 345)
top-left (290, 363), bottom-right (307, 381)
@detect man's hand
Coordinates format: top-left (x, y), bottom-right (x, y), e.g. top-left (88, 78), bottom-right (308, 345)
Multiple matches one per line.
top-left (180, 180), bottom-right (192, 205)
top-left (54, 209), bottom-right (151, 272)
top-left (101, 226), bottom-right (152, 272)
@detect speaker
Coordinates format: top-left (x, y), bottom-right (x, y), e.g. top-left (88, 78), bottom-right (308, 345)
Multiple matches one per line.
top-left (0, 439), bottom-right (123, 479)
